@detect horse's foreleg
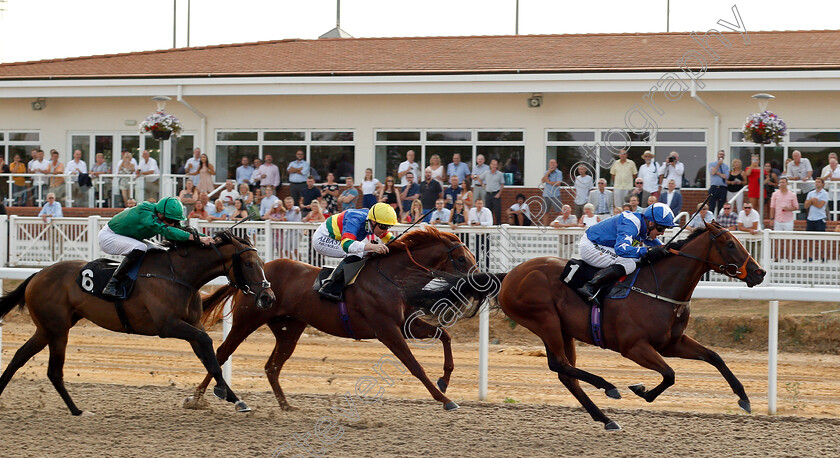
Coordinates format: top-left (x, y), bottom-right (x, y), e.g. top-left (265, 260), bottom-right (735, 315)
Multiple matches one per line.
top-left (405, 319), bottom-right (454, 393)
top-left (265, 318), bottom-right (307, 411)
top-left (377, 324), bottom-right (457, 410)
top-left (0, 332), bottom-right (49, 397)
top-left (190, 318), bottom-right (262, 404)
top-left (660, 335), bottom-right (751, 413)
top-left (622, 342), bottom-right (675, 403)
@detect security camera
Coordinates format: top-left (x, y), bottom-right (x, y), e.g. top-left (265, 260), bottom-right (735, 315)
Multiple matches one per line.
top-left (527, 95), bottom-right (542, 108)
top-left (31, 98), bottom-right (46, 111)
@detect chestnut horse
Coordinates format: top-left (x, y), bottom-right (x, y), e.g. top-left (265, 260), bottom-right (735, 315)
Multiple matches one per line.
top-left (0, 231), bottom-right (274, 415)
top-left (498, 221), bottom-right (765, 430)
top-left (192, 226), bottom-right (489, 411)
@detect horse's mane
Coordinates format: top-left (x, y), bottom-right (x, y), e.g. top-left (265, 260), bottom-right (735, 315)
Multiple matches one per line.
top-left (387, 226), bottom-right (462, 251)
top-left (158, 228), bottom-right (253, 249)
top-left (667, 227), bottom-right (708, 251)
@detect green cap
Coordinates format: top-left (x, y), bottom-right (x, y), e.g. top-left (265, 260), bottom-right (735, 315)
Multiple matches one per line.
top-left (155, 196), bottom-right (186, 221)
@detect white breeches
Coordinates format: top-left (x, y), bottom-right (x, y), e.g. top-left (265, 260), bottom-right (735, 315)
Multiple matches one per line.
top-left (312, 223), bottom-right (355, 258)
top-left (578, 234), bottom-right (637, 276)
top-left (98, 225), bottom-right (153, 256)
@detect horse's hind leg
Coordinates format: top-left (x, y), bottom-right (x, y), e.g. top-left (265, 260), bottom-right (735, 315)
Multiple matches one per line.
top-left (405, 319), bottom-right (454, 393)
top-left (0, 331), bottom-right (49, 397)
top-left (622, 341), bottom-right (676, 403)
top-left (265, 318), bottom-right (307, 411)
top-left (660, 335), bottom-right (751, 413)
top-left (46, 330), bottom-right (84, 416)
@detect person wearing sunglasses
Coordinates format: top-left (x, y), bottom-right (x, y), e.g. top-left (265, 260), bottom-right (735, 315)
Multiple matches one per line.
top-left (312, 202), bottom-right (397, 301)
top-left (577, 202), bottom-right (676, 307)
top-left (98, 196), bottom-right (213, 299)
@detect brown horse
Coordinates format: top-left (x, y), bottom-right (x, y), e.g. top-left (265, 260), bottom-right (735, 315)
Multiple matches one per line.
top-left (191, 226), bottom-right (490, 411)
top-left (498, 221), bottom-right (765, 430)
top-left (0, 231), bottom-right (275, 415)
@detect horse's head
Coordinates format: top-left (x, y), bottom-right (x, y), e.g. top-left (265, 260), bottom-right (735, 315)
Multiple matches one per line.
top-left (213, 231), bottom-right (275, 309)
top-left (696, 221), bottom-right (766, 287)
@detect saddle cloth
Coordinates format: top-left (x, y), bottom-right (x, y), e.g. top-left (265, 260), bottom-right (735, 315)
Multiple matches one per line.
top-left (560, 259), bottom-right (641, 303)
top-left (77, 256), bottom-right (144, 301)
top-left (311, 258), bottom-right (368, 293)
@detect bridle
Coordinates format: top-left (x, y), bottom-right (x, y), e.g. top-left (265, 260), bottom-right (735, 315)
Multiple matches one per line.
top-left (666, 227), bottom-right (754, 279)
top-left (403, 239), bottom-right (468, 274)
top-left (211, 233), bottom-right (271, 296)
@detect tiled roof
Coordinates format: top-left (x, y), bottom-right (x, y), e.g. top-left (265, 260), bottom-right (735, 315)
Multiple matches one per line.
top-left (1, 30), bottom-right (838, 80)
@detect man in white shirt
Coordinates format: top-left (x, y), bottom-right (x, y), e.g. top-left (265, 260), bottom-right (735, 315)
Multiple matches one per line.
top-left (471, 154), bottom-right (490, 204)
top-left (551, 205), bottom-right (578, 228)
top-left (136, 149), bottom-right (160, 199)
top-left (259, 185), bottom-right (280, 217)
top-left (821, 154), bottom-right (840, 181)
top-left (507, 193), bottom-right (531, 226)
top-left (428, 199), bottom-right (452, 225)
top-left (184, 148), bottom-right (202, 178)
top-left (29, 149), bottom-right (50, 204)
top-left (218, 179), bottom-right (240, 215)
top-left (397, 150), bottom-right (421, 187)
top-left (662, 151), bottom-right (684, 189)
top-left (468, 198), bottom-right (493, 226)
top-left (65, 149), bottom-right (89, 206)
top-left (637, 150), bottom-right (662, 203)
top-left (256, 154), bottom-right (281, 189)
top-left (737, 203), bottom-right (761, 234)
top-left (572, 165), bottom-right (593, 218)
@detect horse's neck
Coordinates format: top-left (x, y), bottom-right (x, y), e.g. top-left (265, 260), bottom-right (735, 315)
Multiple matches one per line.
top-left (646, 243), bottom-right (710, 303)
top-left (150, 247), bottom-right (226, 287)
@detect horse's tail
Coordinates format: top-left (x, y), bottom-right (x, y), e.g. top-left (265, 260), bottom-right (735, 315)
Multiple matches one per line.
top-left (0, 273), bottom-right (36, 320)
top-left (200, 285), bottom-right (238, 327)
top-left (403, 271), bottom-right (508, 321)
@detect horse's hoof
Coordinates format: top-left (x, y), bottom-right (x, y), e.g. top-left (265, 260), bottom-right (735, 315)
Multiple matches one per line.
top-left (629, 383), bottom-right (646, 398)
top-left (183, 395), bottom-right (209, 410)
top-left (279, 404), bottom-right (299, 412)
top-left (738, 399), bottom-right (752, 414)
top-left (235, 400), bottom-right (251, 413)
top-left (437, 378), bottom-right (448, 393)
top-left (443, 401), bottom-right (459, 411)
top-left (213, 385), bottom-right (227, 401)
top-left (604, 421), bottom-right (622, 431)
top-left (605, 388), bottom-right (621, 399)
top-left (76, 411), bottom-right (95, 417)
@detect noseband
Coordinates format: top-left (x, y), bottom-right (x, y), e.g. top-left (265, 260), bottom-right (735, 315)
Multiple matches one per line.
top-left (212, 242), bottom-right (271, 296)
top-left (667, 228), bottom-right (753, 279)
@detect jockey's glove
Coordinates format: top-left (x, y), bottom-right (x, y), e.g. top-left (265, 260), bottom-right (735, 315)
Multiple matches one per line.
top-left (641, 246), bottom-right (669, 264)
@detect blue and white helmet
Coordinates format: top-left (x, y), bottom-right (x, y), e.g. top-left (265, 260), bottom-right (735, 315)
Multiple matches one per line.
top-left (643, 203), bottom-right (676, 227)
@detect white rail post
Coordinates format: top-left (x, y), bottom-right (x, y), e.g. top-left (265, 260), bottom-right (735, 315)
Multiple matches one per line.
top-left (222, 296), bottom-right (233, 385)
top-left (478, 302), bottom-right (489, 401)
top-left (88, 216), bottom-right (100, 259)
top-left (768, 300), bottom-right (779, 414)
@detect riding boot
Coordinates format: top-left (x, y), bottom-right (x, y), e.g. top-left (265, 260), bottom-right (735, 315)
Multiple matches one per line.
top-left (577, 264), bottom-right (626, 307)
top-left (102, 249), bottom-right (145, 299)
top-left (318, 255), bottom-right (361, 301)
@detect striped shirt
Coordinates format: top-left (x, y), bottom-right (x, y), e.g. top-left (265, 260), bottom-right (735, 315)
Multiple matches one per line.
top-left (325, 209), bottom-right (394, 253)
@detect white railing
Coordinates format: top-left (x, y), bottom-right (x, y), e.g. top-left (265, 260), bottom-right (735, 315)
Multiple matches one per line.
top-left (1, 216), bottom-right (839, 287)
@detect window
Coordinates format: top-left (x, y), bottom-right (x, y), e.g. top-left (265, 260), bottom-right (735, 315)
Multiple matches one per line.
top-left (215, 129), bottom-right (354, 182)
top-left (1, 131), bottom-right (40, 162)
top-left (373, 129), bottom-right (526, 185)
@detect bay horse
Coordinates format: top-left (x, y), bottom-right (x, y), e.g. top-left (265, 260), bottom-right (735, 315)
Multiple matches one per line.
top-left (191, 226), bottom-right (489, 411)
top-left (0, 231), bottom-right (275, 415)
top-left (498, 221), bottom-right (765, 430)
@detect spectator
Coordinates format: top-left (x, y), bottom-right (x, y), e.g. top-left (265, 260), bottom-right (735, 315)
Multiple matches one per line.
top-left (264, 201), bottom-right (286, 222)
top-left (783, 150), bottom-right (814, 196)
top-left (238, 182), bottom-right (254, 206)
top-left (480, 159), bottom-right (505, 224)
top-left (0, 156), bottom-right (7, 204)
top-left (468, 198), bottom-right (493, 226)
top-left (9, 154), bottom-right (27, 206)
top-left (38, 193), bottom-right (62, 222)
top-left (218, 179), bottom-right (240, 215)
top-left (726, 159), bottom-right (745, 212)
top-left (282, 196), bottom-right (302, 222)
top-left (419, 169), bottom-right (443, 214)
top-left (659, 179), bottom-right (683, 214)
top-left (507, 193), bottom-right (531, 226)
top-left (637, 151), bottom-right (662, 203)
top-left (805, 177), bottom-right (829, 232)
top-left (250, 188), bottom-right (263, 215)
top-left (541, 159), bottom-right (563, 222)
top-left (231, 199), bottom-right (250, 221)
top-left (764, 162), bottom-right (780, 200)
top-left (378, 175), bottom-right (402, 217)
top-left (249, 158), bottom-right (262, 191)
top-left (399, 171), bottom-right (421, 214)
top-left (443, 176), bottom-right (461, 210)
top-left (458, 177), bottom-right (473, 209)
top-left (402, 199), bottom-right (424, 224)
top-left (300, 176), bottom-right (321, 217)
top-left (426, 154), bottom-right (447, 188)
top-left (587, 178), bottom-right (614, 218)
top-left (259, 185), bottom-right (280, 217)
top-left (303, 200), bottom-right (326, 223)
top-left (287, 150), bottom-right (309, 207)
top-left (90, 152), bottom-right (112, 206)
top-left (579, 203), bottom-right (599, 228)
top-left (621, 204), bottom-right (632, 212)
top-left (196, 153), bottom-right (215, 194)
top-left (207, 199), bottom-right (229, 222)
top-left (626, 178), bottom-right (645, 204)
top-left (65, 149), bottom-right (89, 205)
top-left (551, 204), bottom-right (578, 228)
top-left (338, 176), bottom-right (359, 211)
top-left (448, 199), bottom-right (468, 229)
top-left (770, 177), bottom-right (798, 231)
top-left (708, 150), bottom-right (729, 215)
top-left (687, 203), bottom-right (714, 232)
top-left (125, 198), bottom-right (137, 208)
top-left (360, 168), bottom-right (382, 209)
top-left (572, 164), bottom-right (593, 218)
top-left (447, 153), bottom-right (471, 184)
top-left (662, 151), bottom-right (684, 189)
top-left (610, 149), bottom-right (637, 204)
top-left (178, 178), bottom-right (197, 216)
top-left (47, 150), bottom-right (65, 200)
top-left (737, 203), bottom-right (761, 234)
top-left (137, 149), bottom-right (160, 200)
top-left (29, 149), bottom-right (49, 204)
top-left (235, 156), bottom-right (254, 186)
top-left (197, 191), bottom-right (210, 212)
top-left (627, 195), bottom-right (642, 213)
top-left (471, 154), bottom-right (490, 204)
top-left (116, 152), bottom-right (138, 207)
top-left (321, 172), bottom-right (341, 214)
top-left (397, 150), bottom-right (421, 187)
top-left (716, 203), bottom-right (738, 230)
top-left (646, 195), bottom-right (658, 209)
top-left (256, 154), bottom-right (281, 190)
top-left (743, 154), bottom-right (765, 212)
top-left (184, 148), bottom-right (202, 180)
top-left (429, 199), bottom-right (451, 225)
top-left (820, 153), bottom-right (840, 181)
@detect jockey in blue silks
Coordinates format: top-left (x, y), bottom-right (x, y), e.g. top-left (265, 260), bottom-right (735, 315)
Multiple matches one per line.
top-left (577, 202), bottom-right (676, 306)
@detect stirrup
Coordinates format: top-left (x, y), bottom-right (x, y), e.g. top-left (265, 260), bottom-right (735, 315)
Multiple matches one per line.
top-left (102, 280), bottom-right (120, 298)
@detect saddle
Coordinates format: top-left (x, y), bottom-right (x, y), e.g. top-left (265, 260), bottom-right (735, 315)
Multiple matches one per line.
top-left (77, 257), bottom-right (144, 301)
top-left (311, 258), bottom-right (368, 300)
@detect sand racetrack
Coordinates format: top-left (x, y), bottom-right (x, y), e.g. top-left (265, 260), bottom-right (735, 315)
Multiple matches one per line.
top-left (1, 318), bottom-right (839, 457)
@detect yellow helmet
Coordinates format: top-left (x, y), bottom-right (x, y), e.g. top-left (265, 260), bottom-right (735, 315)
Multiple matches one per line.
top-left (368, 202), bottom-right (398, 226)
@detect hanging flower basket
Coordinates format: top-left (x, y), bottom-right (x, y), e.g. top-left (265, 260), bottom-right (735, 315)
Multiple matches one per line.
top-left (140, 111), bottom-right (183, 139)
top-left (742, 110), bottom-right (786, 146)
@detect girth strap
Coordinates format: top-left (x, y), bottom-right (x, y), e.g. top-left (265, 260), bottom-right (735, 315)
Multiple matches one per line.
top-left (590, 305), bottom-right (605, 349)
top-left (114, 300), bottom-right (134, 334)
top-left (338, 301), bottom-right (358, 340)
